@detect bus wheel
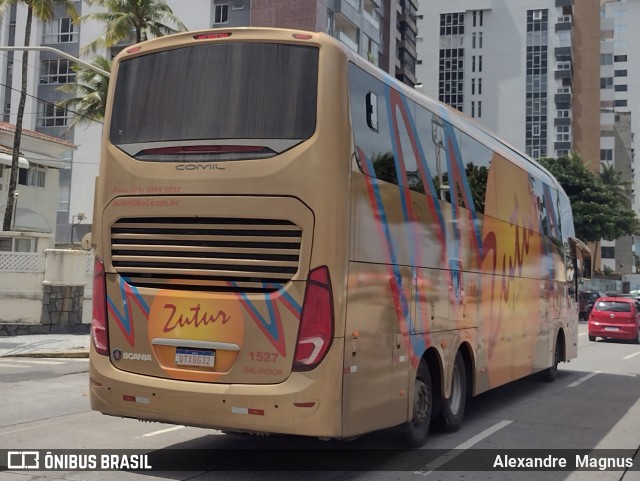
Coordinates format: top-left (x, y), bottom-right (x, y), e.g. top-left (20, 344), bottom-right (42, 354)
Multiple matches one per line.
top-left (435, 352), bottom-right (467, 432)
top-left (403, 360), bottom-right (432, 447)
top-left (544, 334), bottom-right (563, 383)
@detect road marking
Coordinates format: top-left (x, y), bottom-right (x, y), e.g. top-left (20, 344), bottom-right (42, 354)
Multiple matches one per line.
top-left (136, 425), bottom-right (185, 439)
top-left (0, 363), bottom-right (30, 368)
top-left (9, 359), bottom-right (66, 365)
top-left (414, 420), bottom-right (513, 475)
top-left (623, 351), bottom-right (640, 360)
top-left (567, 371), bottom-right (600, 388)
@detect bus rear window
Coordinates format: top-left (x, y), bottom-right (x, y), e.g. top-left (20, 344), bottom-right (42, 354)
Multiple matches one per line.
top-left (109, 43), bottom-right (318, 161)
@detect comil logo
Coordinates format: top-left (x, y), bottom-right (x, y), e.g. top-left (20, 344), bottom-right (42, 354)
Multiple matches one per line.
top-left (8, 451), bottom-right (39, 469)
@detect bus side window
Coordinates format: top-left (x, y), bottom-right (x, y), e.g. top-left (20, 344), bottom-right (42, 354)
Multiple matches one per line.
top-left (348, 63), bottom-right (397, 185)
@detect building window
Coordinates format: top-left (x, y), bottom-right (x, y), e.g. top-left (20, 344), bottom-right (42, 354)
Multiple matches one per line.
top-left (472, 32), bottom-right (476, 48)
top-left (614, 54), bottom-right (627, 62)
top-left (600, 77), bottom-right (613, 89)
top-left (614, 70), bottom-right (628, 77)
top-left (471, 78), bottom-right (475, 95)
top-left (533, 125), bottom-right (540, 136)
top-left (18, 166), bottom-right (46, 188)
top-left (477, 100), bottom-right (482, 118)
top-left (601, 246), bottom-right (615, 259)
top-left (214, 4), bottom-right (229, 24)
top-left (440, 12), bottom-right (465, 36)
top-left (42, 18), bottom-right (77, 44)
top-left (471, 101), bottom-right (475, 117)
top-left (478, 77), bottom-right (482, 95)
top-left (600, 53), bottom-right (613, 65)
top-left (472, 55), bottom-right (476, 72)
top-left (614, 84), bottom-right (627, 92)
top-left (557, 109), bottom-right (570, 118)
top-left (438, 14), bottom-right (465, 112)
top-left (601, 149), bottom-right (613, 161)
top-left (614, 99), bottom-right (628, 107)
top-left (14, 238), bottom-right (36, 253)
top-left (327, 9), bottom-right (334, 35)
top-left (556, 125), bottom-right (570, 142)
top-left (478, 55), bottom-right (482, 72)
top-left (38, 102), bottom-right (68, 127)
top-left (40, 59), bottom-right (76, 84)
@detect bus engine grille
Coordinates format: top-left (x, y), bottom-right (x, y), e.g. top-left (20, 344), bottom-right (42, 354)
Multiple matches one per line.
top-left (110, 217), bottom-right (302, 293)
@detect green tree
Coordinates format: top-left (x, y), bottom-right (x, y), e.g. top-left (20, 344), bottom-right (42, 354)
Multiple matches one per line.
top-left (600, 163), bottom-right (632, 209)
top-left (0, 0), bottom-right (78, 231)
top-left (80, 0), bottom-right (187, 54)
top-left (56, 56), bottom-right (111, 128)
top-left (540, 153), bottom-right (640, 244)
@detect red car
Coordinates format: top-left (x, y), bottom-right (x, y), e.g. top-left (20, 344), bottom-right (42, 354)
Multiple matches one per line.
top-left (588, 297), bottom-right (640, 343)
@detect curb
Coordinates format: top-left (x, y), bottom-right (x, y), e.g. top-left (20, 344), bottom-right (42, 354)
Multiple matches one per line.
top-left (3, 351), bottom-right (90, 359)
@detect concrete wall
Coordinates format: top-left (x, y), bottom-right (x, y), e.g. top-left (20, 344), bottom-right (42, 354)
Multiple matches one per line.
top-left (0, 248), bottom-right (92, 334)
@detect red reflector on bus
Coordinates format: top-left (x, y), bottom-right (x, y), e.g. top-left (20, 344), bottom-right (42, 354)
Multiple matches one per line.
top-left (194, 32), bottom-right (232, 39)
top-left (292, 33), bottom-right (313, 40)
top-left (293, 266), bottom-right (334, 371)
top-left (91, 258), bottom-right (109, 356)
top-left (126, 46), bottom-right (141, 54)
top-left (293, 402), bottom-right (316, 408)
top-left (123, 395), bottom-right (136, 402)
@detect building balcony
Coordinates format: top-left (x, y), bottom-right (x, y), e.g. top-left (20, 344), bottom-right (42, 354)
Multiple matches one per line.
top-left (400, 39), bottom-right (417, 61)
top-left (554, 141), bottom-right (572, 151)
top-left (554, 117), bottom-right (571, 127)
top-left (399, 12), bottom-right (417, 34)
top-left (555, 46), bottom-right (572, 61)
top-left (555, 0), bottom-right (572, 8)
top-left (363, 9), bottom-right (380, 29)
top-left (338, 30), bottom-right (359, 53)
top-left (554, 69), bottom-right (572, 80)
top-left (555, 15), bottom-right (572, 32)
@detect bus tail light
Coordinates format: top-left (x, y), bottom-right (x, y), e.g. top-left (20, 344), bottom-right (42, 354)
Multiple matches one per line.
top-left (92, 258), bottom-right (109, 356)
top-left (293, 266), bottom-right (334, 371)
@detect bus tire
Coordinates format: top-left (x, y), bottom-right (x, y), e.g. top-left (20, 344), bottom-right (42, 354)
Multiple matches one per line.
top-left (544, 333), bottom-right (563, 383)
top-left (403, 360), bottom-right (432, 447)
top-left (435, 351), bottom-right (467, 432)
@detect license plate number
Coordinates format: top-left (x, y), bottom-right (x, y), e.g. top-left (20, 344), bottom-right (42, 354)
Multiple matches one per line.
top-left (175, 348), bottom-right (215, 368)
top-left (604, 327), bottom-right (619, 332)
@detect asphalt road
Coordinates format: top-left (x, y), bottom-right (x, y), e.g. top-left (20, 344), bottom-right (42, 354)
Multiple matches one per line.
top-left (0, 323), bottom-right (638, 481)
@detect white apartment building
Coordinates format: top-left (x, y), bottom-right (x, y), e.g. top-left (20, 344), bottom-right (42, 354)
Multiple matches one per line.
top-left (415, 0), bottom-right (599, 162)
top-left (0, 0), bottom-right (394, 244)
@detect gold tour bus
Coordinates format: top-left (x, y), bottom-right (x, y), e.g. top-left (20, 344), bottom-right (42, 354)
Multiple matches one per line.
top-left (89, 27), bottom-right (591, 446)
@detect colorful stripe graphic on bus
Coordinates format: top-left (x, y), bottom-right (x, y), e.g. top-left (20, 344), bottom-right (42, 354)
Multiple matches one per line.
top-left (107, 277), bottom-right (150, 347)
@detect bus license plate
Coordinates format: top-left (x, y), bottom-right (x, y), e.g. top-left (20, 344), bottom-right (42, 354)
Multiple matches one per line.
top-left (175, 348), bottom-right (215, 368)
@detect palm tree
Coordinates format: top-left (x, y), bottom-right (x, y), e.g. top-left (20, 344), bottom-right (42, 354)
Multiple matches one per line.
top-left (56, 56), bottom-right (111, 129)
top-left (81, 0), bottom-right (187, 54)
top-left (600, 163), bottom-right (632, 209)
top-left (0, 0), bottom-right (78, 231)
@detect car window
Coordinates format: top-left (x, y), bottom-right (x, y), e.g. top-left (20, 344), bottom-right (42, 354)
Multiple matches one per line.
top-left (595, 301), bottom-right (632, 312)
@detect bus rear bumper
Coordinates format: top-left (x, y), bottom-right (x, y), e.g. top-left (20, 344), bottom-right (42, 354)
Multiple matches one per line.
top-left (89, 342), bottom-right (344, 438)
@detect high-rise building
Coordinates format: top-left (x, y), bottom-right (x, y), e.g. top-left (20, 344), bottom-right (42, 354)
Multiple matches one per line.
top-left (599, 0), bottom-right (638, 274)
top-left (415, 0), bottom-right (600, 164)
top-left (1, 0), bottom-right (410, 243)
